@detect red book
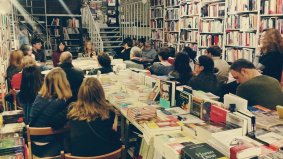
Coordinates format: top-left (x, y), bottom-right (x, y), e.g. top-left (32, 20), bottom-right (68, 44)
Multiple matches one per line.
top-left (210, 105), bottom-right (227, 123)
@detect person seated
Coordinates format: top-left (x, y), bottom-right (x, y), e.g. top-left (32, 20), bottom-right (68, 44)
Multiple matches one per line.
top-left (68, 77), bottom-right (121, 157)
top-left (88, 53), bottom-right (113, 75)
top-left (6, 50), bottom-right (23, 90)
top-left (169, 52), bottom-right (193, 85)
top-left (167, 46), bottom-right (176, 65)
top-left (116, 38), bottom-right (132, 61)
top-left (189, 55), bottom-right (221, 96)
top-left (149, 47), bottom-right (174, 76)
top-left (17, 64), bottom-right (42, 124)
top-left (52, 40), bottom-right (68, 67)
top-left (20, 44), bottom-right (35, 59)
top-left (206, 45), bottom-right (230, 84)
top-left (29, 67), bottom-right (72, 157)
top-left (230, 59), bottom-right (283, 110)
top-left (31, 37), bottom-right (46, 66)
top-left (140, 41), bottom-right (157, 63)
top-left (183, 46), bottom-right (197, 69)
top-left (83, 39), bottom-right (97, 58)
top-left (124, 46), bottom-right (144, 69)
top-left (59, 52), bottom-right (84, 102)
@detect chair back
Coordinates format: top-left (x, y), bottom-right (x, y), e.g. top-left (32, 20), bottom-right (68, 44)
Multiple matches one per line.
top-left (61, 145), bottom-right (125, 159)
top-left (26, 125), bottom-right (69, 159)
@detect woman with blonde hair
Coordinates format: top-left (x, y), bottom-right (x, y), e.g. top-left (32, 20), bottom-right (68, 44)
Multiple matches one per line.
top-left (83, 39), bottom-right (97, 58)
top-left (68, 77), bottom-right (121, 156)
top-left (256, 28), bottom-right (283, 81)
top-left (29, 67), bottom-right (72, 158)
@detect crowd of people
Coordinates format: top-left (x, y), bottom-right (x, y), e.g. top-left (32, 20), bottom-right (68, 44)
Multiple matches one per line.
top-left (3, 28), bottom-right (283, 157)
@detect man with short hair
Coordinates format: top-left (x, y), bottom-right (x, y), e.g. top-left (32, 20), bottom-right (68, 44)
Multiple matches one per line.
top-left (117, 38), bottom-right (133, 61)
top-left (59, 51), bottom-right (84, 102)
top-left (141, 41), bottom-right (157, 63)
top-left (206, 46), bottom-right (229, 84)
top-left (230, 59), bottom-right (283, 110)
top-left (31, 38), bottom-right (46, 64)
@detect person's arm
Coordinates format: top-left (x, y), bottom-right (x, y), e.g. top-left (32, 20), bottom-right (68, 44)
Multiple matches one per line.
top-left (49, 107), bottom-right (68, 130)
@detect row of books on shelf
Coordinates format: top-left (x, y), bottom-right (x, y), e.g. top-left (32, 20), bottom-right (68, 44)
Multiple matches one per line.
top-left (224, 48), bottom-right (254, 62)
top-left (151, 8), bottom-right (164, 19)
top-left (165, 21), bottom-right (179, 32)
top-left (261, 0), bottom-right (283, 15)
top-left (166, 8), bottom-right (179, 20)
top-left (51, 18), bottom-right (80, 28)
top-left (199, 34), bottom-right (223, 47)
top-left (180, 43), bottom-right (198, 51)
top-left (180, 16), bottom-right (199, 29)
top-left (226, 14), bottom-right (258, 30)
top-left (227, 0), bottom-right (258, 13)
top-left (165, 0), bottom-right (179, 7)
top-left (180, 2), bottom-right (200, 17)
top-left (199, 20), bottom-right (223, 33)
top-left (151, 30), bottom-right (164, 40)
top-left (165, 33), bottom-right (179, 43)
top-left (260, 18), bottom-right (283, 34)
top-left (180, 30), bottom-right (198, 42)
top-left (153, 41), bottom-right (164, 50)
top-left (226, 31), bottom-right (257, 47)
top-left (150, 19), bottom-right (164, 29)
top-left (150, 0), bottom-right (164, 6)
top-left (201, 2), bottom-right (225, 18)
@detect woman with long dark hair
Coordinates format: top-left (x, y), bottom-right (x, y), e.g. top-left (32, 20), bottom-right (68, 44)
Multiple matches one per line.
top-left (169, 52), bottom-right (193, 85)
top-left (52, 40), bottom-right (68, 67)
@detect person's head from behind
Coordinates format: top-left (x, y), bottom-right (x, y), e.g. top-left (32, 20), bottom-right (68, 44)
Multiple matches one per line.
top-left (183, 46), bottom-right (197, 63)
top-left (60, 51), bottom-right (72, 64)
top-left (174, 52), bottom-right (192, 74)
top-left (230, 59), bottom-right (258, 84)
top-left (206, 45), bottom-right (222, 58)
top-left (22, 56), bottom-right (36, 68)
top-left (168, 47), bottom-right (176, 58)
top-left (122, 38), bottom-right (133, 49)
top-left (9, 50), bottom-right (24, 68)
top-left (39, 67), bottom-right (72, 100)
top-left (98, 52), bottom-right (111, 68)
top-left (138, 38), bottom-right (146, 48)
top-left (261, 28), bottom-right (283, 54)
top-left (158, 47), bottom-right (170, 62)
top-left (20, 65), bottom-right (42, 103)
top-left (194, 55), bottom-right (214, 74)
top-left (68, 77), bottom-right (113, 121)
top-left (20, 44), bottom-right (33, 56)
top-left (57, 40), bottom-right (68, 53)
top-left (31, 38), bottom-right (43, 51)
top-left (130, 46), bottom-right (142, 59)
top-left (132, 38), bottom-right (138, 46)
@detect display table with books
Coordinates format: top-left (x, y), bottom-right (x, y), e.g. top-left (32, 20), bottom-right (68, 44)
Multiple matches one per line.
top-left (99, 69), bottom-right (283, 159)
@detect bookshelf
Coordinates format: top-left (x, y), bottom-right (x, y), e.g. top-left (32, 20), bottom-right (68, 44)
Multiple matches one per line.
top-left (48, 17), bottom-right (83, 57)
top-left (0, 14), bottom-right (13, 108)
top-left (150, 0), bottom-right (165, 50)
top-left (164, 0), bottom-right (180, 50)
top-left (149, 0), bottom-right (282, 62)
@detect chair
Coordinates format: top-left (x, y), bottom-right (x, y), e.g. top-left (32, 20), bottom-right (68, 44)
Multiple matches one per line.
top-left (26, 125), bottom-right (70, 159)
top-left (61, 145), bottom-right (125, 159)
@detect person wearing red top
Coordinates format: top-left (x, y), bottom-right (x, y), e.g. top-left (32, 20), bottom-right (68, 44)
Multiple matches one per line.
top-left (52, 40), bottom-right (68, 67)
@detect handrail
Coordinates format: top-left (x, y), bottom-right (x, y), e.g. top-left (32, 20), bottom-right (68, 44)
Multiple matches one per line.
top-left (81, 6), bottom-right (104, 53)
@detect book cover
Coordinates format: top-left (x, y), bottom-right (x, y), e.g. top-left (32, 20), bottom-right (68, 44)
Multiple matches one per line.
top-left (190, 96), bottom-right (204, 118)
top-left (181, 143), bottom-right (228, 159)
top-left (175, 90), bottom-right (192, 113)
top-left (202, 102), bottom-right (211, 122)
top-left (210, 105), bottom-right (227, 124)
top-left (160, 80), bottom-right (176, 108)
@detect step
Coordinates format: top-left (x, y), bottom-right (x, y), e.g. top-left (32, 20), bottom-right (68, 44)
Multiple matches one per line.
top-left (103, 46), bottom-right (121, 49)
top-left (100, 27), bottom-right (120, 29)
top-left (99, 31), bottom-right (120, 34)
top-left (102, 41), bottom-right (123, 43)
top-left (101, 36), bottom-right (122, 38)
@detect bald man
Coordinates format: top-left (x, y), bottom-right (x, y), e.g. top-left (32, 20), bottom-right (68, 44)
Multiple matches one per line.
top-left (59, 51), bottom-right (84, 102)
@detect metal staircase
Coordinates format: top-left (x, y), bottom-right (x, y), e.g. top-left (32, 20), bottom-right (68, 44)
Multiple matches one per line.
top-left (82, 5), bottom-right (122, 53)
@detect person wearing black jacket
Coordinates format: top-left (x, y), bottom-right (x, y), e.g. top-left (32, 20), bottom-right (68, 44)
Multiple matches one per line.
top-left (29, 68), bottom-right (72, 157)
top-left (88, 53), bottom-right (113, 75)
top-left (189, 55), bottom-right (221, 96)
top-left (116, 37), bottom-right (132, 61)
top-left (59, 51), bottom-right (84, 102)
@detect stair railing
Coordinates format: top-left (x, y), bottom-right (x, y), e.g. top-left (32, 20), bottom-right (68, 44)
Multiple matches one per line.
top-left (81, 6), bottom-right (104, 53)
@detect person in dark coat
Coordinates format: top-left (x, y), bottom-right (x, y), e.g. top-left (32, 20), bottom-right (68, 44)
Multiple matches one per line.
top-left (59, 51), bottom-right (84, 103)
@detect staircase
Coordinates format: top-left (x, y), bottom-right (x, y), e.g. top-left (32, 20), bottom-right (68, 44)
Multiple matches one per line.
top-left (100, 27), bottom-right (123, 53)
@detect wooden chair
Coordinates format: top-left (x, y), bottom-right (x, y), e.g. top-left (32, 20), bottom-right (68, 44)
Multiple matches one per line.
top-left (61, 145), bottom-right (125, 159)
top-left (26, 125), bottom-right (70, 159)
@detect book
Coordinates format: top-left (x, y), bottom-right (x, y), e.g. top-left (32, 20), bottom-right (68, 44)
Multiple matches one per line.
top-left (181, 143), bottom-right (228, 159)
top-left (159, 80), bottom-right (176, 108)
top-left (190, 96), bottom-right (204, 118)
top-left (175, 90), bottom-right (192, 113)
top-left (210, 105), bottom-right (228, 124)
top-left (2, 110), bottom-right (24, 124)
top-left (227, 112), bottom-right (248, 135)
top-left (223, 93), bottom-right (248, 111)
